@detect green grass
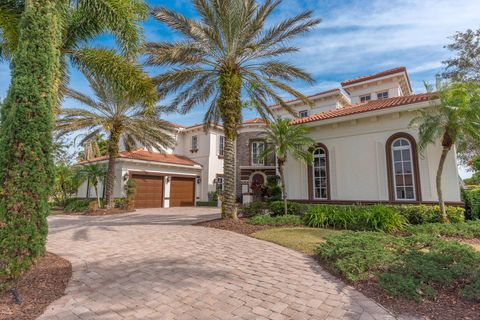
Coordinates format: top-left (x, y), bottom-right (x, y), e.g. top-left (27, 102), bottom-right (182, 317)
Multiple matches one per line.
top-left (252, 227), bottom-right (342, 255)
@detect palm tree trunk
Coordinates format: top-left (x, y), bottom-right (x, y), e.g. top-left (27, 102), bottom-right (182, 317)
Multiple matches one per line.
top-left (436, 146), bottom-right (451, 223)
top-left (94, 185), bottom-right (100, 209)
top-left (278, 159), bottom-right (288, 215)
top-left (105, 128), bottom-right (121, 209)
top-left (218, 70), bottom-right (242, 220)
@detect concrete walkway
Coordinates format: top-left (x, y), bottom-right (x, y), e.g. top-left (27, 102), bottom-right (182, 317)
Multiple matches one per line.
top-left (40, 208), bottom-right (394, 320)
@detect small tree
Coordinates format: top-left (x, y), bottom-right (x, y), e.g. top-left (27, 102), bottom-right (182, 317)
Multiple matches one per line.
top-left (411, 81), bottom-right (480, 222)
top-left (260, 118), bottom-right (314, 215)
top-left (54, 162), bottom-right (82, 205)
top-left (76, 163), bottom-right (107, 209)
top-left (443, 29), bottom-right (480, 82)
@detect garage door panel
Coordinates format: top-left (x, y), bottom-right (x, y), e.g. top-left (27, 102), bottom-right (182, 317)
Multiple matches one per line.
top-left (132, 174), bottom-right (164, 208)
top-left (170, 177), bottom-right (195, 207)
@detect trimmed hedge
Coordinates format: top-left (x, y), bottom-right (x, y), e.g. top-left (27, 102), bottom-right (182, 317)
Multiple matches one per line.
top-left (197, 201), bottom-right (218, 207)
top-left (463, 188), bottom-right (480, 220)
top-left (64, 198), bottom-right (91, 212)
top-left (391, 204), bottom-right (465, 224)
top-left (268, 201), bottom-right (310, 216)
top-left (316, 232), bottom-right (480, 302)
top-left (248, 214), bottom-right (304, 226)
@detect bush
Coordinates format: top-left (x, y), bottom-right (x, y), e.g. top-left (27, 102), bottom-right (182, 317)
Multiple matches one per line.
top-left (403, 220), bottom-right (480, 239)
top-left (197, 201), bottom-right (218, 207)
top-left (242, 201), bottom-right (269, 217)
top-left (208, 191), bottom-right (219, 202)
top-left (463, 188), bottom-right (480, 220)
top-left (268, 201), bottom-right (310, 216)
top-left (64, 198), bottom-right (91, 212)
top-left (304, 204), bottom-right (407, 232)
top-left (316, 232), bottom-right (480, 301)
top-left (392, 204), bottom-right (465, 224)
top-left (248, 214), bottom-right (304, 226)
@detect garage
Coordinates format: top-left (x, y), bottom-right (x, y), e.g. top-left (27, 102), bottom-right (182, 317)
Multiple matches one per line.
top-left (170, 177), bottom-right (195, 207)
top-left (131, 174), bottom-right (164, 208)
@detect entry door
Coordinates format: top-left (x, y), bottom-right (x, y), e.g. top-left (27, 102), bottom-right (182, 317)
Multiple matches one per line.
top-left (170, 177), bottom-right (195, 207)
top-left (131, 174), bottom-right (164, 208)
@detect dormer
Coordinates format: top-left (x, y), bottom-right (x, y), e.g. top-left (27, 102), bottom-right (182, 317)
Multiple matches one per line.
top-left (341, 67), bottom-right (412, 104)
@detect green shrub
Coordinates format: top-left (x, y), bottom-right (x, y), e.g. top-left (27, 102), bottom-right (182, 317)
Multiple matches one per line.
top-left (463, 188), bottom-right (480, 220)
top-left (208, 191), bottom-right (219, 202)
top-left (197, 201), bottom-right (218, 207)
top-left (403, 220), bottom-right (480, 239)
top-left (64, 198), bottom-right (91, 212)
top-left (392, 204), bottom-right (465, 224)
top-left (248, 214), bottom-right (304, 226)
top-left (304, 204), bottom-right (406, 232)
top-left (268, 201), bottom-right (310, 216)
top-left (316, 232), bottom-right (480, 302)
top-left (242, 201), bottom-right (269, 217)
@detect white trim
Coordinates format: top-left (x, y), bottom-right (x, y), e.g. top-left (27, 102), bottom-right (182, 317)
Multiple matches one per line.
top-left (391, 138), bottom-right (416, 201)
top-left (312, 147), bottom-right (328, 200)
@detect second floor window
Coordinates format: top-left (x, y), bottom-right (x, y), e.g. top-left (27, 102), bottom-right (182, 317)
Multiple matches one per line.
top-left (251, 141), bottom-right (265, 166)
top-left (191, 135), bottom-right (198, 151)
top-left (298, 110), bottom-right (309, 118)
top-left (377, 91), bottom-right (389, 100)
top-left (218, 135), bottom-right (225, 156)
top-left (360, 94), bottom-right (371, 102)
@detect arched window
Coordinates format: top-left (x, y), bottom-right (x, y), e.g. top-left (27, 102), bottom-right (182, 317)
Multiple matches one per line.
top-left (386, 133), bottom-right (421, 202)
top-left (312, 146), bottom-right (328, 200)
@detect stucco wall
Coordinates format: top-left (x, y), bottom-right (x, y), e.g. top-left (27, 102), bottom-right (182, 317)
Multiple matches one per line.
top-left (283, 110), bottom-right (461, 203)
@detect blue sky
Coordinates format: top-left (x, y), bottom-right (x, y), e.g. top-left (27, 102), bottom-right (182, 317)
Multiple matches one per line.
top-left (0, 0), bottom-right (479, 176)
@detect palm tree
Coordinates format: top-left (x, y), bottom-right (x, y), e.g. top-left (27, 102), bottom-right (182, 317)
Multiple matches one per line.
top-left (76, 163), bottom-right (107, 208)
top-left (0, 0), bottom-right (156, 105)
top-left (260, 118), bottom-right (314, 215)
top-left (56, 70), bottom-right (176, 209)
top-left (411, 81), bottom-right (480, 222)
top-left (144, 0), bottom-right (320, 219)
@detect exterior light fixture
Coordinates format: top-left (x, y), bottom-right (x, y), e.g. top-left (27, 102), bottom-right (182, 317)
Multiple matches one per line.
top-left (196, 177), bottom-right (201, 184)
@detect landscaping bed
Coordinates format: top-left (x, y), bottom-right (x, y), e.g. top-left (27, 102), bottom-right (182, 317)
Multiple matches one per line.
top-left (196, 218), bottom-right (272, 235)
top-left (0, 252), bottom-right (72, 320)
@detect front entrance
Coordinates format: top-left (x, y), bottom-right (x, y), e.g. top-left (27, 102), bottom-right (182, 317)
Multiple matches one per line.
top-left (131, 174), bottom-right (164, 208)
top-left (170, 177), bottom-right (195, 207)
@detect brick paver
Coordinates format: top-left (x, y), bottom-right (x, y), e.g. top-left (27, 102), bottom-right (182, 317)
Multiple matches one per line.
top-left (39, 208), bottom-right (395, 320)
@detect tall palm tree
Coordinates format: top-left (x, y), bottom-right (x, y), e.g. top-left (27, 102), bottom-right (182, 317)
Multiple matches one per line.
top-left (411, 81), bottom-right (480, 222)
top-left (56, 70), bottom-right (176, 209)
top-left (76, 163), bottom-right (107, 208)
top-left (144, 0), bottom-right (320, 219)
top-left (260, 118), bottom-right (314, 215)
top-left (0, 0), bottom-right (156, 105)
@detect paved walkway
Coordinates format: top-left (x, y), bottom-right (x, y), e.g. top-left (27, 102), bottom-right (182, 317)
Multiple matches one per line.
top-left (40, 208), bottom-right (394, 320)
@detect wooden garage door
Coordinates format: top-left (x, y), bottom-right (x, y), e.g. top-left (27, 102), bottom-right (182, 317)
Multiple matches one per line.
top-left (170, 177), bottom-right (195, 207)
top-left (131, 174), bottom-right (164, 208)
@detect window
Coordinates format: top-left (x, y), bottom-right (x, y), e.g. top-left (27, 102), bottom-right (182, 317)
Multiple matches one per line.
top-left (298, 110), bottom-right (309, 118)
top-left (312, 147), bottom-right (328, 199)
top-left (377, 91), bottom-right (389, 100)
top-left (251, 141), bottom-right (265, 166)
top-left (216, 176), bottom-right (224, 191)
top-left (191, 135), bottom-right (198, 151)
top-left (218, 135), bottom-right (225, 156)
top-left (391, 138), bottom-right (416, 200)
top-left (360, 94), bottom-right (371, 102)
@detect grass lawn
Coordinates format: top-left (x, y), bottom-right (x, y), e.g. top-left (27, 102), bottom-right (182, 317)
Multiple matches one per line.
top-left (252, 227), bottom-right (342, 255)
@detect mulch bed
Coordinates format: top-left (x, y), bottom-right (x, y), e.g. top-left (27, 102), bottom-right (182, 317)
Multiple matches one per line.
top-left (0, 252), bottom-right (72, 320)
top-left (198, 217), bottom-right (480, 320)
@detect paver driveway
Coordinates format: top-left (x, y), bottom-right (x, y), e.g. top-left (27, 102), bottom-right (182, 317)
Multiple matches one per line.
top-left (40, 208), bottom-right (394, 320)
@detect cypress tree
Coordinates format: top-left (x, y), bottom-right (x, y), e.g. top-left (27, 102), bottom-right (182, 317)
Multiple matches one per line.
top-left (0, 0), bottom-right (62, 280)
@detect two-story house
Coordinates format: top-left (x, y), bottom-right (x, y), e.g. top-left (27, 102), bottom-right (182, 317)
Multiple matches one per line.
top-left (77, 66), bottom-right (463, 207)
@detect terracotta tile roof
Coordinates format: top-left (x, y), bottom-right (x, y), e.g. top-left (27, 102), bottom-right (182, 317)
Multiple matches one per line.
top-left (291, 93), bottom-right (434, 125)
top-left (242, 118), bottom-right (265, 124)
top-left (78, 149), bottom-right (201, 167)
top-left (341, 66), bottom-right (407, 87)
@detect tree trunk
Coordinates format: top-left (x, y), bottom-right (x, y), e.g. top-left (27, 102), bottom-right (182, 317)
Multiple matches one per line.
top-left (278, 159), bottom-right (288, 215)
top-left (0, 0), bottom-right (62, 280)
top-left (218, 70), bottom-right (242, 220)
top-left (94, 185), bottom-right (100, 209)
top-left (436, 146), bottom-right (451, 223)
top-left (105, 128), bottom-right (121, 209)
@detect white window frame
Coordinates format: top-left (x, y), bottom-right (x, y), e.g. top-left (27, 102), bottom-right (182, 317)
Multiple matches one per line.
top-left (360, 94), bottom-right (371, 102)
top-left (391, 138), bottom-right (416, 201)
top-left (191, 135), bottom-right (198, 150)
top-left (218, 135), bottom-right (225, 156)
top-left (312, 147), bottom-right (328, 200)
top-left (377, 91), bottom-right (389, 100)
top-left (298, 110), bottom-right (309, 118)
top-left (251, 141), bottom-right (265, 166)
top-left (216, 176), bottom-right (224, 191)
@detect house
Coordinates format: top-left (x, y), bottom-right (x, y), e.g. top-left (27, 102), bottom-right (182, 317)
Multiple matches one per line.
top-left (76, 66), bottom-right (463, 207)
